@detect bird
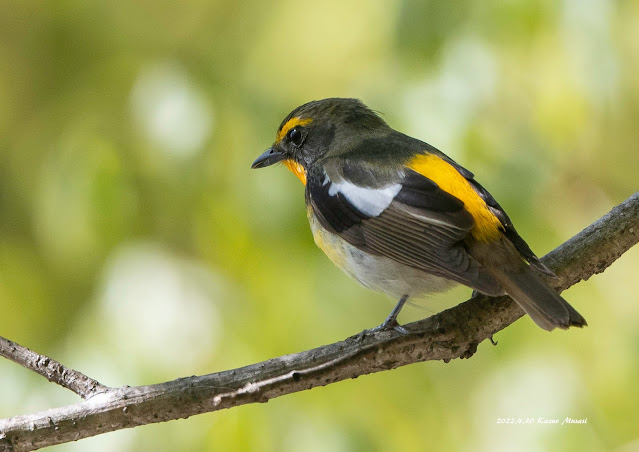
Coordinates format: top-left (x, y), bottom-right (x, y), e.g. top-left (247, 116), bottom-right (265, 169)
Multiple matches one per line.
top-left (251, 98), bottom-right (586, 333)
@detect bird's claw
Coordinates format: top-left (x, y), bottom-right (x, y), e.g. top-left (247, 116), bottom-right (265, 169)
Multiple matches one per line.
top-left (365, 318), bottom-right (410, 335)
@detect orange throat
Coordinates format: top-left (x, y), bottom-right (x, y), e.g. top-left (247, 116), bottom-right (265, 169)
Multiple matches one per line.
top-left (284, 159), bottom-right (307, 185)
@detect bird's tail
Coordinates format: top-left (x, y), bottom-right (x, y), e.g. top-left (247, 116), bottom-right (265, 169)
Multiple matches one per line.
top-left (489, 264), bottom-right (587, 331)
top-left (470, 238), bottom-right (587, 331)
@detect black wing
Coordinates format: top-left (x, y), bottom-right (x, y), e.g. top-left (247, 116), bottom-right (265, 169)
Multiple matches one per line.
top-left (446, 159), bottom-right (554, 276)
top-left (306, 167), bottom-right (503, 295)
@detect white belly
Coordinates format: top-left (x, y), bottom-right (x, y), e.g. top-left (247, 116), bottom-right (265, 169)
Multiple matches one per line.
top-left (308, 211), bottom-right (456, 300)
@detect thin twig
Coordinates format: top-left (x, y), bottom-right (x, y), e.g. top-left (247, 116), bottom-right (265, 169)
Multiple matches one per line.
top-left (0, 191), bottom-right (637, 451)
top-left (0, 336), bottom-right (108, 400)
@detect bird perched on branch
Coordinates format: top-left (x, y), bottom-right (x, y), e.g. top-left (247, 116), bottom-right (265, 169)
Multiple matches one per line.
top-left (252, 98), bottom-right (586, 333)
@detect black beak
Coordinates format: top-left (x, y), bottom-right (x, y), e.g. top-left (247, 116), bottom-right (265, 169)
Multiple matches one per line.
top-left (251, 148), bottom-right (286, 169)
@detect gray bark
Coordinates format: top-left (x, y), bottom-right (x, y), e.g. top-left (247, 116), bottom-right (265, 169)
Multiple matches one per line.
top-left (1, 191), bottom-right (638, 452)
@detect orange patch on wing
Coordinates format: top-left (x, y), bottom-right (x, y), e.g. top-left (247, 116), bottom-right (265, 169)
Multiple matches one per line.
top-left (407, 153), bottom-right (502, 242)
top-left (284, 159), bottom-right (307, 185)
top-left (276, 117), bottom-right (312, 144)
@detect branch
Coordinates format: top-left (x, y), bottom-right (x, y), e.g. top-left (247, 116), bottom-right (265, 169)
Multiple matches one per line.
top-left (1, 191), bottom-right (638, 451)
top-left (0, 337), bottom-right (108, 400)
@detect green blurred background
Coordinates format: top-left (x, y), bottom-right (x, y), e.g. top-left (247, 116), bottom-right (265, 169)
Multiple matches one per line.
top-left (1, 1), bottom-right (638, 451)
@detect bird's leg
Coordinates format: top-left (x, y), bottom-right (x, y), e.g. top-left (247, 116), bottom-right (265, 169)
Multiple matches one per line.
top-left (368, 294), bottom-right (410, 335)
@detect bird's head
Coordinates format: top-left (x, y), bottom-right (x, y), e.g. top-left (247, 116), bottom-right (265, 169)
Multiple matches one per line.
top-left (251, 98), bottom-right (389, 184)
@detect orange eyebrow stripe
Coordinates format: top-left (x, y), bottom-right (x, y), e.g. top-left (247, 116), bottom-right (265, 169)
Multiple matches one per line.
top-left (276, 117), bottom-right (312, 144)
top-left (406, 153), bottom-right (503, 242)
top-left (284, 159), bottom-right (307, 185)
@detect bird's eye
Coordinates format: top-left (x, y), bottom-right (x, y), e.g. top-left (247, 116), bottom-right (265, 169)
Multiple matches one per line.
top-left (287, 127), bottom-right (303, 146)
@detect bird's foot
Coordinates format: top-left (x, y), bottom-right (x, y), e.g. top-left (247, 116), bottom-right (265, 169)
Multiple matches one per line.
top-left (365, 318), bottom-right (410, 335)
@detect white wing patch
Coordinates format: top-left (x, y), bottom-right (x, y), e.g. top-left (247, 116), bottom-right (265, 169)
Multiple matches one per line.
top-left (327, 177), bottom-right (401, 217)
